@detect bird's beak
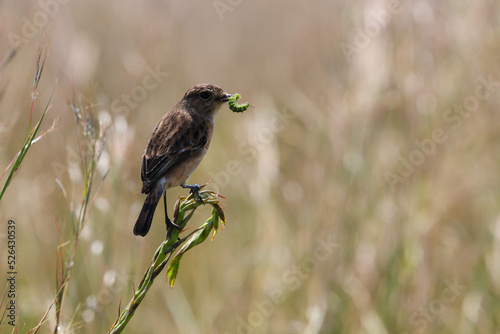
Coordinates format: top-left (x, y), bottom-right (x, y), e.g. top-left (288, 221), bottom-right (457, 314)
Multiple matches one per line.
top-left (219, 94), bottom-right (232, 102)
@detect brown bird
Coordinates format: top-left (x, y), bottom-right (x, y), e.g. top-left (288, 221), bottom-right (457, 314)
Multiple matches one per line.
top-left (134, 83), bottom-right (231, 236)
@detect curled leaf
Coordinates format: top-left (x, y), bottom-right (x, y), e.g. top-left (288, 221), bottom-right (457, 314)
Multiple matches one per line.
top-left (212, 209), bottom-right (219, 242)
top-left (167, 256), bottom-right (181, 288)
top-left (173, 196), bottom-right (181, 221)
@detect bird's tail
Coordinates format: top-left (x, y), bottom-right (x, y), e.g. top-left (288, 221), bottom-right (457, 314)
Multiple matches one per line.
top-left (133, 193), bottom-right (160, 236)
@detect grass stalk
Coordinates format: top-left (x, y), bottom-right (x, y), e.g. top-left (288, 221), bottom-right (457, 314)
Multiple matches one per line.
top-left (0, 45), bottom-right (53, 202)
top-left (107, 190), bottom-right (225, 334)
top-left (27, 93), bottom-right (109, 334)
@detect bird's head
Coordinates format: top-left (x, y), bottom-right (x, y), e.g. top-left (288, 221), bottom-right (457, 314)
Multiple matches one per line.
top-left (182, 83), bottom-right (231, 118)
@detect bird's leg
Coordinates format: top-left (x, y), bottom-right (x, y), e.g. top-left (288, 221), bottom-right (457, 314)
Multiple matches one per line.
top-left (164, 190), bottom-right (182, 232)
top-left (182, 183), bottom-right (204, 204)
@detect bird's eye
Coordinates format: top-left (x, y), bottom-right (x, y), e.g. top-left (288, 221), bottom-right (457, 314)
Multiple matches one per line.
top-left (199, 91), bottom-right (211, 100)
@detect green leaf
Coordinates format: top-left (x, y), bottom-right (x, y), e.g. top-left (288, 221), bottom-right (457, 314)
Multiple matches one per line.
top-left (167, 255), bottom-right (181, 288)
top-left (212, 209), bottom-right (220, 242)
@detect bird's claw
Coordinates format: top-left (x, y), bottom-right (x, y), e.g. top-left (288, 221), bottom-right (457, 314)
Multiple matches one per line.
top-left (190, 184), bottom-right (205, 204)
top-left (167, 218), bottom-right (182, 230)
top-left (183, 183), bottom-right (205, 204)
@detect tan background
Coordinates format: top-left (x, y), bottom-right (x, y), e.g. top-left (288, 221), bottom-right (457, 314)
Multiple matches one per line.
top-left (1, 0), bottom-right (500, 333)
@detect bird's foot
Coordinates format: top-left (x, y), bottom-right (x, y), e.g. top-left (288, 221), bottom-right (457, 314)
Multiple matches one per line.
top-left (166, 217), bottom-right (182, 230)
top-left (165, 218), bottom-right (182, 240)
top-left (182, 183), bottom-right (205, 204)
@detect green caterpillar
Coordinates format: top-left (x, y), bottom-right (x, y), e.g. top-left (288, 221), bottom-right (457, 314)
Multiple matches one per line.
top-left (228, 93), bottom-right (250, 113)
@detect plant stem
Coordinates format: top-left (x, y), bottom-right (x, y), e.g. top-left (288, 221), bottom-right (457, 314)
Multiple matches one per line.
top-left (108, 191), bottom-right (225, 334)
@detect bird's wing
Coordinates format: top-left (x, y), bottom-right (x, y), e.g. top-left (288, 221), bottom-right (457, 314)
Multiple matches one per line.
top-left (140, 111), bottom-right (209, 193)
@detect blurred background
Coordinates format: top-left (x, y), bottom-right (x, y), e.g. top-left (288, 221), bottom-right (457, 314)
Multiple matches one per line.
top-left (1, 0), bottom-right (500, 333)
